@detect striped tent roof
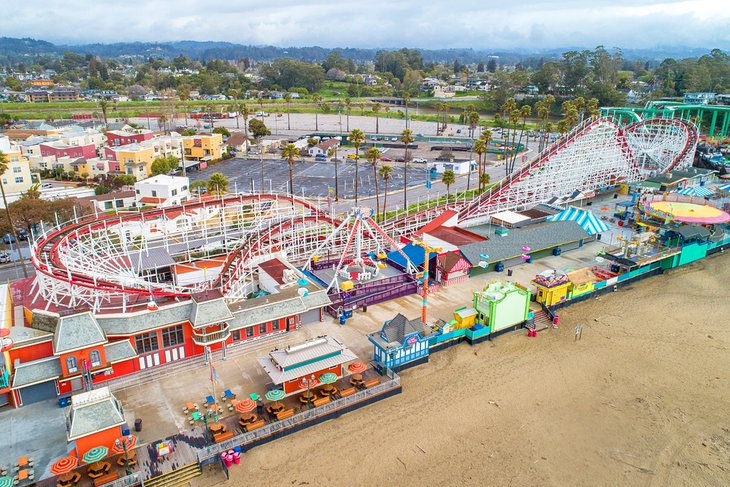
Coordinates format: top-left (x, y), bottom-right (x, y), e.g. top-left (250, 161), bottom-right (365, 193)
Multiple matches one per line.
top-left (675, 186), bottom-right (714, 198)
top-left (546, 207), bottom-right (610, 235)
top-left (717, 182), bottom-right (730, 192)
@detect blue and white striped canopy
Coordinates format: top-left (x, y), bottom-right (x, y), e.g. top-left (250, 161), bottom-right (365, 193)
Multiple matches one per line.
top-left (547, 206), bottom-right (610, 235)
top-left (675, 186), bottom-right (714, 198)
top-left (717, 183), bottom-right (730, 192)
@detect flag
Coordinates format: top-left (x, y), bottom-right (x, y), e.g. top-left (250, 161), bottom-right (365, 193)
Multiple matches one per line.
top-left (209, 363), bottom-right (218, 384)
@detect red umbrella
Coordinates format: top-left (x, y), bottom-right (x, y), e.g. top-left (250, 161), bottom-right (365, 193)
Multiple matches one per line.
top-left (348, 362), bottom-right (366, 373)
top-left (234, 399), bottom-right (257, 413)
top-left (111, 435), bottom-right (138, 454)
top-left (50, 456), bottom-right (78, 475)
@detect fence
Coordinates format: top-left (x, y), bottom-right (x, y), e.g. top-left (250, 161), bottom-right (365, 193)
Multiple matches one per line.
top-left (196, 370), bottom-right (401, 462)
top-left (99, 472), bottom-right (143, 487)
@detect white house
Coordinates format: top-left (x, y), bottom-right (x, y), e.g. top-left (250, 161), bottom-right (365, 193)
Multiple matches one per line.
top-left (134, 174), bottom-right (190, 207)
top-left (428, 158), bottom-right (475, 175)
top-left (307, 138), bottom-right (340, 157)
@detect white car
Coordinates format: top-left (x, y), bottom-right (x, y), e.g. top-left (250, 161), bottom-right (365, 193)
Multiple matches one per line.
top-left (256, 111), bottom-right (269, 117)
top-left (41, 182), bottom-right (53, 189)
top-left (412, 157), bottom-right (428, 163)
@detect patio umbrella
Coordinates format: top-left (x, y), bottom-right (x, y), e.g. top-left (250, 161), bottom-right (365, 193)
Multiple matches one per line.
top-left (0, 476), bottom-right (14, 487)
top-left (348, 362), bottom-right (366, 373)
top-left (319, 373), bottom-right (338, 384)
top-left (82, 446), bottom-right (108, 464)
top-left (265, 389), bottom-right (285, 401)
top-left (111, 435), bottom-right (138, 454)
top-left (50, 456), bottom-right (79, 475)
top-left (235, 399), bottom-right (257, 413)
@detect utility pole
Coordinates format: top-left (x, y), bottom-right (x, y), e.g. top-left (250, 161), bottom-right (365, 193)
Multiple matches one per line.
top-left (413, 240), bottom-right (442, 324)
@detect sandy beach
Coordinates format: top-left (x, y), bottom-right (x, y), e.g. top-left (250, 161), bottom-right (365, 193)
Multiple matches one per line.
top-left (224, 253), bottom-right (730, 487)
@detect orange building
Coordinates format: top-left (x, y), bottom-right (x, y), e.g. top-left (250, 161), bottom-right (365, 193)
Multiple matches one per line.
top-left (66, 387), bottom-right (126, 457)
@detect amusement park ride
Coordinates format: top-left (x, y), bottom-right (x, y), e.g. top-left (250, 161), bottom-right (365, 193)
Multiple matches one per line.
top-left (25, 116), bottom-right (698, 316)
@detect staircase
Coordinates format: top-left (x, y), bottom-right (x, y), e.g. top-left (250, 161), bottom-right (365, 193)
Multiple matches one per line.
top-left (143, 463), bottom-right (202, 487)
top-left (530, 308), bottom-right (554, 332)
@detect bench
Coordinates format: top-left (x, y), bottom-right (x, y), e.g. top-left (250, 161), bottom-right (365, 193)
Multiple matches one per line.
top-left (275, 409), bottom-right (294, 420)
top-left (312, 396), bottom-right (330, 407)
top-left (93, 471), bottom-right (119, 487)
top-left (245, 419), bottom-right (266, 432)
top-left (362, 378), bottom-right (381, 389)
top-left (213, 430), bottom-right (235, 443)
top-left (339, 387), bottom-right (356, 397)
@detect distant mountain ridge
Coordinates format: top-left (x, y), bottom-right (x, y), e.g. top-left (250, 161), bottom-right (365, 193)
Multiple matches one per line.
top-left (0, 36), bottom-right (718, 64)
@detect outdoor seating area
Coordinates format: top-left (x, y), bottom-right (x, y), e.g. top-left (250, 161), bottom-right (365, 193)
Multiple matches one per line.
top-left (1, 455), bottom-right (37, 485)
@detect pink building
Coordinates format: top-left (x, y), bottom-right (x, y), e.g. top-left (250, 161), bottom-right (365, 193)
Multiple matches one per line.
top-left (40, 142), bottom-right (97, 160)
top-left (106, 130), bottom-right (153, 147)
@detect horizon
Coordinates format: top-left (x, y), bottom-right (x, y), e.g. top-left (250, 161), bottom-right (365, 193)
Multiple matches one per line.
top-left (2, 0), bottom-right (728, 51)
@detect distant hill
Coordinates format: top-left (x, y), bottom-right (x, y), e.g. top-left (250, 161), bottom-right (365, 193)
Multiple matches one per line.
top-left (0, 36), bottom-right (720, 64)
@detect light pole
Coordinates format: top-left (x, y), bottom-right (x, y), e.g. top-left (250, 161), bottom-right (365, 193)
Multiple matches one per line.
top-left (115, 437), bottom-right (131, 476)
top-left (305, 373), bottom-right (315, 410)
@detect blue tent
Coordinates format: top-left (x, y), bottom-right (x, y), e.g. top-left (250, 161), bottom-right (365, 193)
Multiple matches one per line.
top-left (675, 186), bottom-right (714, 198)
top-left (546, 206), bottom-right (610, 235)
top-left (386, 243), bottom-right (437, 270)
top-left (718, 182), bottom-right (730, 192)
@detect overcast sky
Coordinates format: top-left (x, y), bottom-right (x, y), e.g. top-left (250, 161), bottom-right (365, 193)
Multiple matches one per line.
top-left (3, 0), bottom-right (728, 50)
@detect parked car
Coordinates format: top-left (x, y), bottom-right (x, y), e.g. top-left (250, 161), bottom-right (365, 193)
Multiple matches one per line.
top-left (380, 157), bottom-right (393, 162)
top-left (41, 182), bottom-right (53, 189)
top-left (314, 155), bottom-right (327, 162)
top-left (256, 111), bottom-right (269, 117)
top-left (347, 154), bottom-right (357, 159)
top-left (17, 229), bottom-right (28, 241)
top-left (412, 157), bottom-right (428, 163)
top-left (0, 252), bottom-right (10, 264)
top-left (391, 137), bottom-right (398, 141)
top-left (456, 129), bottom-right (462, 134)
top-left (3, 234), bottom-right (14, 244)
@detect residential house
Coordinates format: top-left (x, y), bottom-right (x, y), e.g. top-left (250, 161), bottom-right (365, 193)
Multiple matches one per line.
top-left (0, 136), bottom-right (40, 202)
top-left (76, 190), bottom-right (137, 213)
top-left (135, 175), bottom-right (190, 207)
top-left (106, 129), bottom-right (154, 147)
top-left (307, 138), bottom-right (340, 157)
top-left (183, 133), bottom-right (224, 162)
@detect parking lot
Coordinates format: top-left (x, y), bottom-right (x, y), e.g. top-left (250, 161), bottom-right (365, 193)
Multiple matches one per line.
top-left (189, 158), bottom-right (429, 199)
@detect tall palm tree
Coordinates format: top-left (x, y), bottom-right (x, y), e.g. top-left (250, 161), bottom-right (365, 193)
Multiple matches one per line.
top-left (281, 143), bottom-right (299, 196)
top-left (0, 151), bottom-right (27, 278)
top-left (98, 100), bottom-right (109, 128)
top-left (158, 115), bottom-right (167, 135)
top-left (402, 92), bottom-right (411, 130)
top-left (479, 172), bottom-right (490, 191)
top-left (328, 147), bottom-right (340, 201)
top-left (468, 111), bottom-right (480, 139)
top-left (472, 138), bottom-right (486, 192)
top-left (509, 105), bottom-right (532, 171)
top-left (372, 103), bottom-right (381, 134)
top-left (284, 93), bottom-right (292, 130)
top-left (378, 164), bottom-right (393, 221)
top-left (312, 94), bottom-right (322, 131)
top-left (344, 97), bottom-right (352, 132)
top-left (349, 129), bottom-right (365, 205)
top-left (366, 147), bottom-right (382, 217)
top-left (400, 128), bottom-right (414, 210)
top-left (207, 172), bottom-right (229, 195)
top-left (442, 169), bottom-right (456, 203)
top-left (241, 103), bottom-right (250, 153)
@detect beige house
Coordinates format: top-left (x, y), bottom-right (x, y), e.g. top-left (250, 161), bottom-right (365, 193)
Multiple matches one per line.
top-left (0, 136), bottom-right (40, 203)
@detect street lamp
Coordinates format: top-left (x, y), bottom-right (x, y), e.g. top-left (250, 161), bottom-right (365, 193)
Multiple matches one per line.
top-left (304, 374), bottom-right (316, 410)
top-left (115, 437), bottom-right (132, 476)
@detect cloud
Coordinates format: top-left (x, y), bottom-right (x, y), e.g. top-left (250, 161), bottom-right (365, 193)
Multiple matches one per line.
top-left (1, 0), bottom-right (728, 49)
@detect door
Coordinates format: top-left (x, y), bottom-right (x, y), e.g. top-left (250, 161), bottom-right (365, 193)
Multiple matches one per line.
top-left (70, 377), bottom-right (83, 392)
top-left (19, 381), bottom-right (57, 405)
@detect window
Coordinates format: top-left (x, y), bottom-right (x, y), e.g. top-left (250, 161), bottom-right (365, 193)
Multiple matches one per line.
top-left (182, 185), bottom-right (188, 191)
top-left (258, 322), bottom-right (267, 334)
top-left (161, 325), bottom-right (184, 348)
top-left (13, 167), bottom-right (21, 173)
top-left (135, 331), bottom-right (159, 353)
top-left (89, 350), bottom-right (102, 367)
top-left (171, 189), bottom-right (177, 196)
top-left (66, 356), bottom-right (78, 374)
top-left (115, 200), bottom-right (124, 208)
top-left (272, 320), bottom-right (280, 331)
top-left (231, 330), bottom-right (241, 341)
top-left (245, 327), bottom-right (254, 338)
top-left (151, 190), bottom-right (157, 197)
top-left (14, 177), bottom-right (23, 184)
top-left (104, 201), bottom-right (113, 210)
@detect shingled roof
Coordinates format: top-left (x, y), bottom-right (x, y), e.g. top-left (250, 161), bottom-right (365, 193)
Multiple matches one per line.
top-left (66, 387), bottom-right (125, 441)
top-left (53, 313), bottom-right (107, 355)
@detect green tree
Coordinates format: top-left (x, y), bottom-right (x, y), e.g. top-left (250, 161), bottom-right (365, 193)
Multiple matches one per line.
top-left (468, 111), bottom-right (480, 139)
top-left (207, 173), bottom-right (229, 195)
top-left (344, 97), bottom-right (352, 132)
top-left (281, 143), bottom-right (300, 196)
top-left (0, 151), bottom-right (27, 277)
top-left (349, 129), bottom-right (365, 205)
top-left (400, 128), bottom-right (414, 209)
top-left (366, 147), bottom-right (382, 217)
top-left (378, 164), bottom-right (393, 221)
top-left (190, 179), bottom-right (208, 195)
top-left (479, 172), bottom-right (490, 190)
top-left (98, 99), bottom-right (109, 127)
top-left (442, 169), bottom-right (456, 202)
top-left (472, 138), bottom-right (486, 192)
top-left (372, 102), bottom-right (381, 134)
top-left (306, 137), bottom-right (318, 147)
top-left (212, 126), bottom-right (231, 137)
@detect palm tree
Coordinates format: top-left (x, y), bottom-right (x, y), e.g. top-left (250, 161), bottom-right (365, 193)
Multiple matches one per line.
top-left (509, 105), bottom-right (532, 171)
top-left (158, 115), bottom-right (167, 135)
top-left (281, 143), bottom-right (299, 196)
top-left (241, 103), bottom-right (250, 153)
top-left (402, 92), bottom-right (411, 130)
top-left (400, 128), bottom-right (414, 210)
top-left (349, 129), bottom-right (365, 205)
top-left (479, 172), bottom-right (490, 191)
top-left (284, 93), bottom-right (292, 130)
top-left (328, 146), bottom-right (340, 201)
top-left (312, 94), bottom-right (322, 131)
top-left (472, 139), bottom-right (486, 192)
top-left (366, 147), bottom-right (382, 217)
top-left (468, 111), bottom-right (480, 139)
top-left (0, 151), bottom-right (27, 278)
top-left (344, 97), bottom-right (352, 132)
top-left (442, 169), bottom-right (456, 203)
top-left (207, 173), bottom-right (229, 195)
top-left (378, 164), bottom-right (393, 221)
top-left (372, 103), bottom-right (381, 134)
top-left (98, 100), bottom-right (109, 128)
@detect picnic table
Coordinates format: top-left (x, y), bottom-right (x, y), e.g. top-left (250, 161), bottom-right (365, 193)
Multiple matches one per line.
top-left (267, 401), bottom-right (285, 414)
top-left (320, 384), bottom-right (338, 396)
top-left (183, 402), bottom-right (198, 413)
top-left (57, 472), bottom-right (81, 487)
top-left (349, 373), bottom-right (363, 386)
top-left (299, 391), bottom-right (315, 404)
top-left (87, 461), bottom-right (110, 479)
top-left (238, 413), bottom-right (258, 427)
top-left (209, 423), bottom-right (226, 435)
top-left (116, 449), bottom-right (137, 467)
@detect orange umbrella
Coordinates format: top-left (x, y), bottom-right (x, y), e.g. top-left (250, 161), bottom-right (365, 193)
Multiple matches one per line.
top-left (50, 456), bottom-right (79, 475)
top-left (111, 435), bottom-right (138, 454)
top-left (348, 362), bottom-right (366, 373)
top-left (235, 399), bottom-right (257, 413)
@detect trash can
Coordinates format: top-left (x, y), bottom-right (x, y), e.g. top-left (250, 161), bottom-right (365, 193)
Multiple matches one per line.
top-left (233, 452), bottom-right (241, 465)
top-left (134, 418), bottom-right (143, 432)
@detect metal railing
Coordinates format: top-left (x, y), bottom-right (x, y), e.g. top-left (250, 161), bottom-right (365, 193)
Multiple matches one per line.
top-left (196, 371), bottom-right (401, 462)
top-left (98, 472), bottom-right (143, 487)
top-left (192, 328), bottom-right (231, 346)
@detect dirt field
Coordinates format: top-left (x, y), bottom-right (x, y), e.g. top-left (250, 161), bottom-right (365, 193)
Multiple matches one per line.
top-left (227, 253), bottom-right (730, 487)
